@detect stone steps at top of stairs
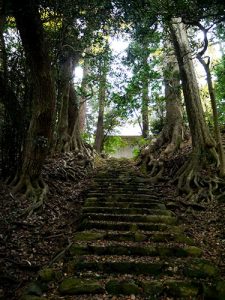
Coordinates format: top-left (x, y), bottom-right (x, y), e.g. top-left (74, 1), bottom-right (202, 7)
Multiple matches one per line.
top-left (81, 212), bottom-right (178, 224)
top-left (87, 192), bottom-right (164, 203)
top-left (82, 207), bottom-right (172, 216)
top-left (79, 219), bottom-right (182, 232)
top-left (84, 200), bottom-right (167, 209)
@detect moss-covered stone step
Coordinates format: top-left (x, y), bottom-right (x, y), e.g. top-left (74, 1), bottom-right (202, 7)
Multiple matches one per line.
top-left (84, 200), bottom-right (166, 210)
top-left (59, 278), bottom-right (103, 295)
top-left (79, 220), bottom-right (182, 232)
top-left (89, 186), bottom-right (159, 193)
top-left (82, 213), bottom-right (177, 224)
top-left (86, 192), bottom-right (161, 200)
top-left (69, 243), bottom-right (202, 257)
top-left (67, 257), bottom-right (218, 278)
top-left (73, 230), bottom-right (194, 244)
top-left (82, 207), bottom-right (171, 216)
top-left (106, 279), bottom-right (200, 297)
top-left (58, 276), bottom-right (225, 298)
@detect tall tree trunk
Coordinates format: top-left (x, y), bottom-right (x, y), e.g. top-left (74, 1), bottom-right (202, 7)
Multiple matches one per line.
top-left (79, 55), bottom-right (90, 133)
top-left (169, 18), bottom-right (218, 195)
top-left (139, 41), bottom-right (184, 180)
top-left (160, 43), bottom-right (184, 156)
top-left (197, 54), bottom-right (225, 177)
top-left (56, 55), bottom-right (73, 152)
top-left (68, 82), bottom-right (83, 151)
top-left (141, 71), bottom-right (150, 138)
top-left (11, 1), bottom-right (55, 210)
top-left (94, 61), bottom-right (107, 153)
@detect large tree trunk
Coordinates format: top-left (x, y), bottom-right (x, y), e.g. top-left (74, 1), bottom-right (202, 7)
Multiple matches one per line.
top-left (68, 82), bottom-right (83, 151)
top-left (56, 55), bottom-right (73, 152)
top-left (139, 41), bottom-right (184, 177)
top-left (11, 1), bottom-right (55, 211)
top-left (94, 61), bottom-right (107, 153)
top-left (159, 44), bottom-right (183, 156)
top-left (197, 54), bottom-right (225, 177)
top-left (79, 55), bottom-right (90, 133)
top-left (169, 18), bottom-right (218, 196)
top-left (141, 73), bottom-right (150, 139)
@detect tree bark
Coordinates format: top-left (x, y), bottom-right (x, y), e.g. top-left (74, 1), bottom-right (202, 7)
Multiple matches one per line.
top-left (11, 0), bottom-right (55, 208)
top-left (56, 55), bottom-right (73, 152)
top-left (197, 54), bottom-right (225, 177)
top-left (94, 59), bottom-right (107, 153)
top-left (141, 73), bottom-right (150, 139)
top-left (139, 41), bottom-right (184, 180)
top-left (141, 50), bottom-right (150, 138)
top-left (79, 55), bottom-right (90, 133)
top-left (160, 43), bottom-right (183, 156)
top-left (169, 18), bottom-right (218, 194)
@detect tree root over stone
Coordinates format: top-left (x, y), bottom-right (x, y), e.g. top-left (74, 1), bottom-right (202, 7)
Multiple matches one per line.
top-left (174, 151), bottom-right (225, 203)
top-left (11, 175), bottom-right (48, 218)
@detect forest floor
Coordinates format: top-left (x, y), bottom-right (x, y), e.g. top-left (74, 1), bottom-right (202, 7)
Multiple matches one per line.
top-left (0, 152), bottom-right (225, 299)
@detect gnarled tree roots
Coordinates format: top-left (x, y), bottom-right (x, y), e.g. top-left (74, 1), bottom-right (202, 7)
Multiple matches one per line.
top-left (11, 175), bottom-right (47, 217)
top-left (175, 154), bottom-right (224, 203)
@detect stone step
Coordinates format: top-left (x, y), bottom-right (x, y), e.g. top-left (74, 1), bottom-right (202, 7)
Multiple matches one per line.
top-left (58, 277), bottom-right (217, 297)
top-left (67, 256), bottom-right (218, 278)
top-left (82, 213), bottom-right (177, 224)
top-left (87, 192), bottom-right (162, 199)
top-left (85, 195), bottom-right (162, 202)
top-left (84, 200), bottom-right (166, 210)
top-left (82, 207), bottom-right (171, 216)
top-left (79, 220), bottom-right (181, 232)
top-left (69, 242), bottom-right (202, 258)
top-left (89, 186), bottom-right (157, 192)
top-left (73, 230), bottom-right (194, 244)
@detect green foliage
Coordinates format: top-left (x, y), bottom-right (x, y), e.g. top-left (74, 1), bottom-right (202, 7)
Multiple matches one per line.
top-left (132, 137), bottom-right (148, 158)
top-left (104, 136), bottom-right (127, 154)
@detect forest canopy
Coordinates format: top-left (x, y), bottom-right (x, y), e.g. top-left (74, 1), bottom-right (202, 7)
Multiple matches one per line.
top-left (1, 0), bottom-right (225, 207)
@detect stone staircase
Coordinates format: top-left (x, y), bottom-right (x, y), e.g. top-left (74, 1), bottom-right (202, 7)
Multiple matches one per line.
top-left (23, 159), bottom-right (225, 299)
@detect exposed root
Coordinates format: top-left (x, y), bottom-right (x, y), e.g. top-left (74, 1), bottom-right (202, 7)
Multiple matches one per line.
top-left (174, 152), bottom-right (225, 204)
top-left (11, 175), bottom-right (48, 218)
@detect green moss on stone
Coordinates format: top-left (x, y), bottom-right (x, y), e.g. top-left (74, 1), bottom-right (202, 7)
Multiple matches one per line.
top-left (106, 280), bottom-right (140, 295)
top-left (38, 268), bottom-right (55, 282)
top-left (184, 246), bottom-right (202, 257)
top-left (130, 224), bottom-right (138, 232)
top-left (141, 281), bottom-right (163, 296)
top-left (166, 281), bottom-right (199, 297)
top-left (122, 280), bottom-right (140, 295)
top-left (59, 278), bottom-right (103, 295)
top-left (175, 234), bottom-right (194, 245)
top-left (73, 231), bottom-right (105, 241)
top-left (69, 245), bottom-right (88, 255)
top-left (185, 260), bottom-right (218, 278)
top-left (106, 280), bottom-right (121, 295)
top-left (134, 232), bottom-right (146, 242)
